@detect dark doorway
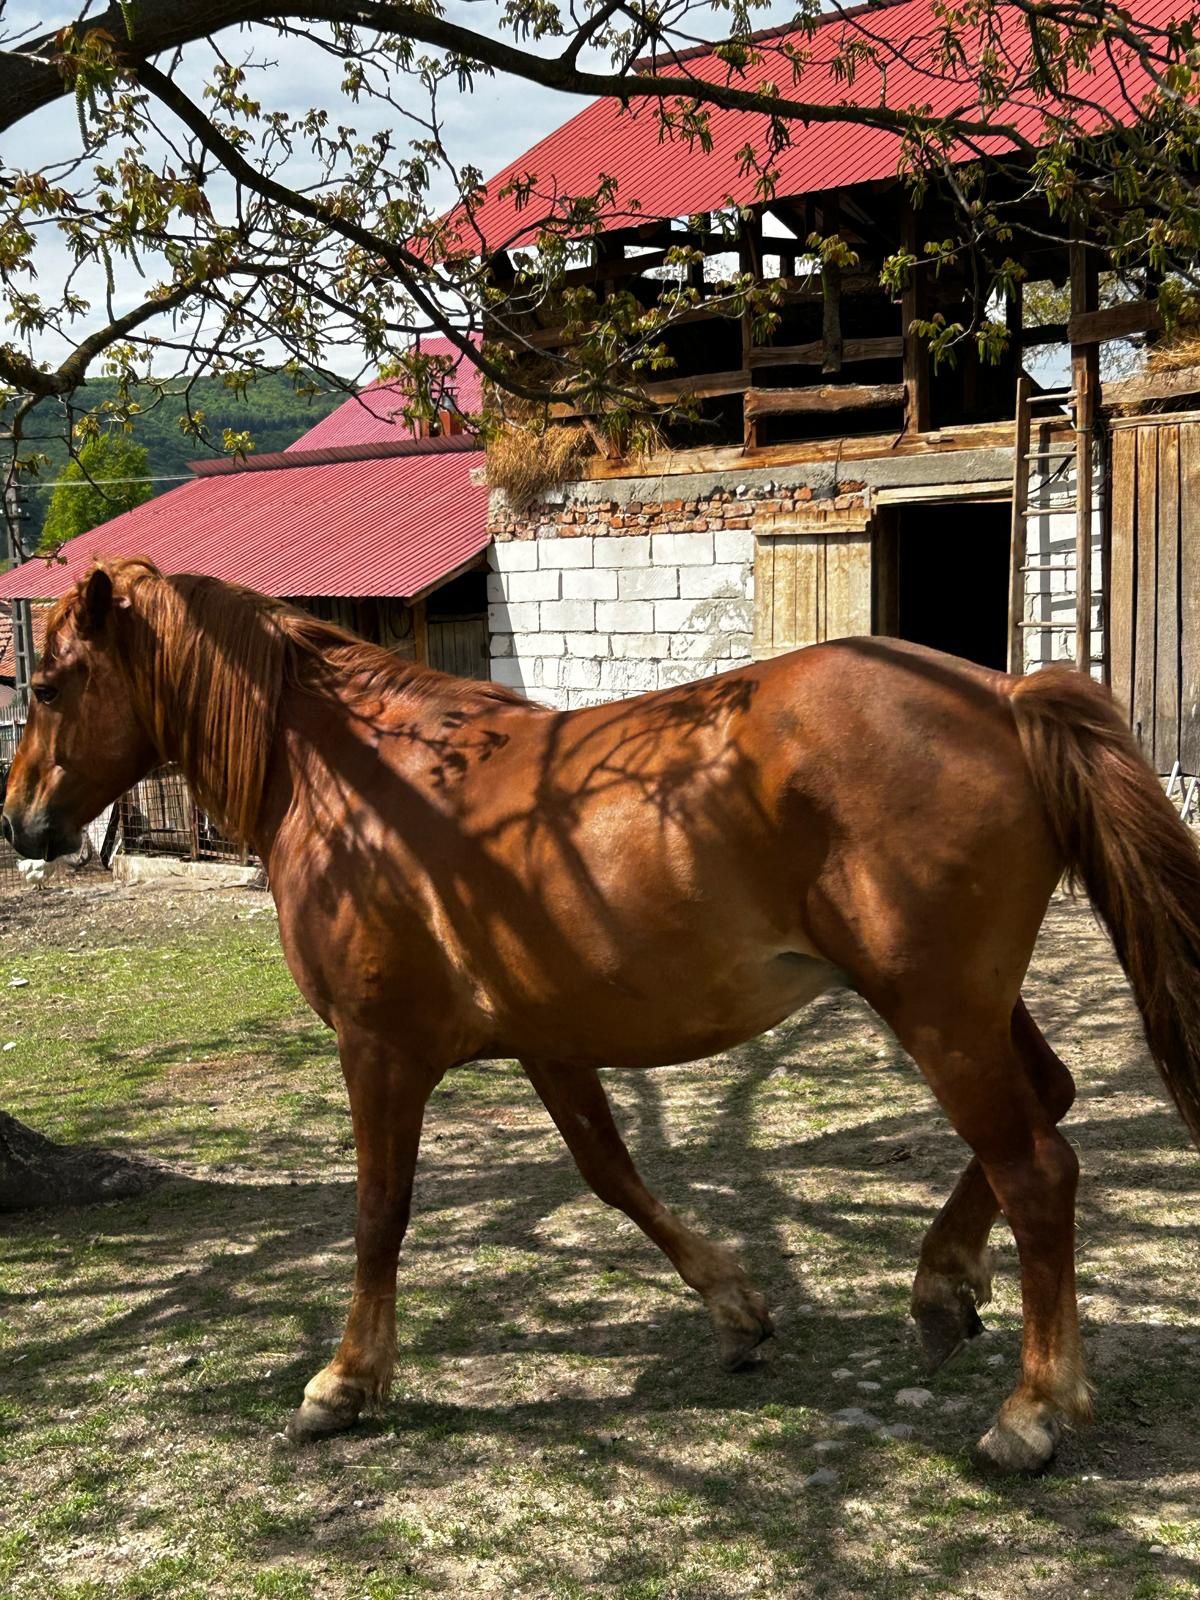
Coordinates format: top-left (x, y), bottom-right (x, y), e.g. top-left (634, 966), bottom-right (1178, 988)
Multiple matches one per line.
top-left (892, 501), bottom-right (1012, 670)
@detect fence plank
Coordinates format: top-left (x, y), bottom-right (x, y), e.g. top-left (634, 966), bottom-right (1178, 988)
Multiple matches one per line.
top-left (1133, 426), bottom-right (1159, 755)
top-left (1181, 424), bottom-right (1200, 772)
top-left (1107, 426), bottom-right (1137, 718)
top-left (823, 531), bottom-right (872, 640)
top-left (752, 536), bottom-right (776, 658)
top-left (1155, 427), bottom-right (1181, 770)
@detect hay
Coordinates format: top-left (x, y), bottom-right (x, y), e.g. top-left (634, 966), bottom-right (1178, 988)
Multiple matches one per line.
top-left (485, 422), bottom-right (590, 507)
top-left (1147, 331), bottom-right (1200, 374)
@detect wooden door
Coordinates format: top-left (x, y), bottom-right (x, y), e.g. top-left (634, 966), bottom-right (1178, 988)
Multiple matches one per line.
top-left (427, 616), bottom-right (489, 679)
top-left (1109, 419), bottom-right (1200, 771)
top-left (752, 508), bottom-right (873, 658)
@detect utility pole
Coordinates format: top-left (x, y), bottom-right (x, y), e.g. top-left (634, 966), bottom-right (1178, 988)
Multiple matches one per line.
top-left (1, 440), bottom-right (35, 702)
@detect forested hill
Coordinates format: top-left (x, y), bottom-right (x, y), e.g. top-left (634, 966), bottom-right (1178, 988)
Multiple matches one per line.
top-left (11, 371), bottom-right (345, 548)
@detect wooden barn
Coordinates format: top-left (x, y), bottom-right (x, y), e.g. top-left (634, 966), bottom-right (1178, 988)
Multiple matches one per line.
top-left (471, 0), bottom-right (1200, 775)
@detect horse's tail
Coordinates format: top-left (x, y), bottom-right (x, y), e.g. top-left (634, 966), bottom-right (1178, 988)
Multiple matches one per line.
top-left (1009, 666), bottom-right (1200, 1148)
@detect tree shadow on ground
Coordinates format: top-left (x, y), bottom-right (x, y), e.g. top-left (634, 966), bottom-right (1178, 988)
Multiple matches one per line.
top-left (2, 897), bottom-right (1198, 1595)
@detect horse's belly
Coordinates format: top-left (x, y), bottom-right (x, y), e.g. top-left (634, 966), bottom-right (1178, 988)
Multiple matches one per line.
top-left (495, 949), bottom-right (843, 1069)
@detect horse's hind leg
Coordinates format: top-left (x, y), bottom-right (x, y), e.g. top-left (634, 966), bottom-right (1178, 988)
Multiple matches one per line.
top-left (912, 1001), bottom-right (1077, 1372)
top-left (522, 1058), bottom-right (773, 1369)
top-left (884, 1001), bottom-right (1088, 1471)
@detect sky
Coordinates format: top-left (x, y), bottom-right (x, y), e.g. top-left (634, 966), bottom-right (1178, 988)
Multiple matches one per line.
top-left (0, 1), bottom-right (799, 379)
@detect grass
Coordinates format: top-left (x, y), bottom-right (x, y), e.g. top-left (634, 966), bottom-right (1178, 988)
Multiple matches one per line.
top-left (0, 884), bottom-right (1198, 1598)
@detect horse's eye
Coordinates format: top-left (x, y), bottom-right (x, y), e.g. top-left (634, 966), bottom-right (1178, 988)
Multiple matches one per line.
top-left (32, 683), bottom-right (58, 706)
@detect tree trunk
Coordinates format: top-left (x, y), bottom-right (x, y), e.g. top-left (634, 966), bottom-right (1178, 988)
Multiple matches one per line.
top-left (0, 1111), bottom-right (162, 1211)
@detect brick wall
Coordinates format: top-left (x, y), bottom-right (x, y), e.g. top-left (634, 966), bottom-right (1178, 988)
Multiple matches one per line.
top-left (488, 489), bottom-right (772, 707)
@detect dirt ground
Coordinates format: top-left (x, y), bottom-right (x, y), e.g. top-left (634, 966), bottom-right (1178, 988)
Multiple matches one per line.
top-left (0, 880), bottom-right (1197, 1600)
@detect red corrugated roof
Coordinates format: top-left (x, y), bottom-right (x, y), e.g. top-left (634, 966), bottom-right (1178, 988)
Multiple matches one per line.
top-left (463, 0), bottom-right (1183, 247)
top-left (288, 333), bottom-right (484, 451)
top-left (0, 444), bottom-right (489, 602)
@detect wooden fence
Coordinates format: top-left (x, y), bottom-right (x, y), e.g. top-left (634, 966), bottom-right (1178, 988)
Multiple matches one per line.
top-left (1109, 415), bottom-right (1200, 773)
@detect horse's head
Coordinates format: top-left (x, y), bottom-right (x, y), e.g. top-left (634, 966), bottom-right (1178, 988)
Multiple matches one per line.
top-left (1, 565), bottom-right (158, 860)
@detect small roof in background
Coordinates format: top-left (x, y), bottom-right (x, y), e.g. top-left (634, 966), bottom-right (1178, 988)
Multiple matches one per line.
top-left (0, 440), bottom-right (488, 602)
top-left (0, 335), bottom-right (490, 604)
top-left (286, 333), bottom-right (485, 453)
top-left (463, 0), bottom-right (1178, 248)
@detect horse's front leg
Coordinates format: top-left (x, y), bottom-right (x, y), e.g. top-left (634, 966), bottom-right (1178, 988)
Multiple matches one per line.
top-left (286, 1030), bottom-right (443, 1444)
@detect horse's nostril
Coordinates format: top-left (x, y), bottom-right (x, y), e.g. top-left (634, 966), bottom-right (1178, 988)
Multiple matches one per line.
top-left (0, 814), bottom-right (13, 846)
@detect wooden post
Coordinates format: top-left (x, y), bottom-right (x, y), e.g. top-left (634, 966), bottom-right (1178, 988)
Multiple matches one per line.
top-left (413, 598), bottom-right (429, 666)
top-left (1009, 374), bottom-right (1032, 675)
top-left (687, 214), bottom-right (707, 294)
top-left (1006, 278), bottom-right (1024, 375)
top-left (821, 193), bottom-right (843, 375)
top-left (900, 200), bottom-right (930, 434)
top-left (1070, 223), bottom-right (1100, 674)
top-left (740, 211), bottom-right (763, 449)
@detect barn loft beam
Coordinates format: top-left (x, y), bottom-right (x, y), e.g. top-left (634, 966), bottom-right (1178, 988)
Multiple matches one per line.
top-left (749, 336), bottom-right (903, 368)
top-left (743, 381), bottom-right (906, 418)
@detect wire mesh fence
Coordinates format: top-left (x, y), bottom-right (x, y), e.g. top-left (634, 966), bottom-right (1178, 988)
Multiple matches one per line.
top-left (0, 710), bottom-right (26, 891)
top-left (118, 767), bottom-right (249, 864)
top-left (0, 700), bottom-right (251, 893)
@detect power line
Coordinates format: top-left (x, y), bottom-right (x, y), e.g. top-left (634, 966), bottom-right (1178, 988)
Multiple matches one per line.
top-left (19, 474), bottom-right (195, 490)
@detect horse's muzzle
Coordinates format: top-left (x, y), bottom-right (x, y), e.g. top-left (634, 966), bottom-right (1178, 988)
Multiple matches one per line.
top-left (0, 805), bottom-right (81, 862)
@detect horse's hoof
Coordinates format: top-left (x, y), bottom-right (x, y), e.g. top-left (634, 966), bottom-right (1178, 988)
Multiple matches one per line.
top-left (712, 1289), bottom-right (775, 1370)
top-left (915, 1293), bottom-right (985, 1374)
top-left (284, 1394), bottom-right (361, 1445)
top-left (976, 1406), bottom-right (1059, 1474)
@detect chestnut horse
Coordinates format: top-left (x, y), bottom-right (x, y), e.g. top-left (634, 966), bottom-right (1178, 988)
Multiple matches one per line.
top-left (6, 558), bottom-right (1200, 1471)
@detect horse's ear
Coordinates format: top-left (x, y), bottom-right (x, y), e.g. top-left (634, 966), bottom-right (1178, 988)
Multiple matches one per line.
top-left (78, 568), bottom-right (113, 638)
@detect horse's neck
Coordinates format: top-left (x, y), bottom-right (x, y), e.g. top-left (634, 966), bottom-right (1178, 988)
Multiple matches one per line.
top-left (254, 665), bottom-right (437, 831)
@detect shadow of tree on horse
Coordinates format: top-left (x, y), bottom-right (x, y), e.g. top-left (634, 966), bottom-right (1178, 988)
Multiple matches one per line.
top-left (6, 556), bottom-right (1200, 1475)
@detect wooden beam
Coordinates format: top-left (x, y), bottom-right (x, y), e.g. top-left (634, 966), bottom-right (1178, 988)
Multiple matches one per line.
top-left (821, 193), bottom-right (843, 375)
top-left (495, 268), bottom-right (887, 351)
top-left (582, 415), bottom-right (1062, 480)
top-left (901, 200), bottom-right (930, 433)
top-left (1070, 224), bottom-right (1100, 673)
top-left (1006, 280), bottom-right (1023, 357)
top-left (749, 336), bottom-right (903, 369)
top-left (645, 369), bottom-right (751, 403)
top-left (1068, 299), bottom-right (1162, 346)
top-left (1022, 322), bottom-right (1070, 348)
top-left (740, 213), bottom-right (763, 449)
top-left (744, 381), bottom-right (906, 418)
top-left (556, 248), bottom-right (669, 287)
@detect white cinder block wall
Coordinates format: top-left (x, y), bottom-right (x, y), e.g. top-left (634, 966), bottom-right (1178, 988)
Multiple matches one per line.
top-left (488, 529), bottom-right (755, 708)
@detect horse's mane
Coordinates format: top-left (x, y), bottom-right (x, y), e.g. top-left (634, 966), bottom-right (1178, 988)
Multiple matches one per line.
top-left (49, 557), bottom-right (534, 846)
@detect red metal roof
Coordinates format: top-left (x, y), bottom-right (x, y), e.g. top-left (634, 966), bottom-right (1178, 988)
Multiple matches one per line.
top-left (288, 333), bottom-right (484, 451)
top-left (463, 0), bottom-right (1183, 247)
top-left (0, 442), bottom-right (489, 602)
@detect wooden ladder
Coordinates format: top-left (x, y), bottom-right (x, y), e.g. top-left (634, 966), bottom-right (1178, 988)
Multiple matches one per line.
top-left (1007, 373), bottom-right (1094, 675)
